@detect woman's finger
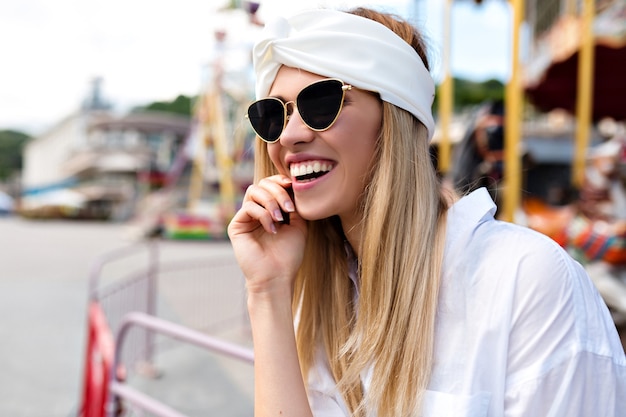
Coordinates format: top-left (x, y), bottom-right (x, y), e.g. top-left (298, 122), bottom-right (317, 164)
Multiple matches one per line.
top-left (248, 178), bottom-right (295, 222)
top-left (230, 198), bottom-right (279, 235)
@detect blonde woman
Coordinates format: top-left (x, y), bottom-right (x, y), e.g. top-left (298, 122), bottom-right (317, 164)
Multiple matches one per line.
top-left (227, 7), bottom-right (625, 417)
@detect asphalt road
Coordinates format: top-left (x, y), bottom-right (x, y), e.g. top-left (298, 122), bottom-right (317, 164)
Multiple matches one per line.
top-left (0, 216), bottom-right (253, 417)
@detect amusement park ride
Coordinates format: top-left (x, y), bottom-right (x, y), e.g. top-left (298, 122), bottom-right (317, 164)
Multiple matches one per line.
top-left (128, 4), bottom-right (260, 241)
top-left (445, 0), bottom-right (626, 324)
top-left (522, 0), bottom-right (626, 325)
top-left (161, 29), bottom-right (248, 240)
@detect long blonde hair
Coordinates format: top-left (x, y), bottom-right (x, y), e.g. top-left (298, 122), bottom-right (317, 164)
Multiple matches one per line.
top-left (253, 8), bottom-right (449, 417)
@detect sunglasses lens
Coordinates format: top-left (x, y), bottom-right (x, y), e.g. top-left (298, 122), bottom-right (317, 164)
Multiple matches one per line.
top-left (297, 79), bottom-right (345, 130)
top-left (248, 99), bottom-right (284, 142)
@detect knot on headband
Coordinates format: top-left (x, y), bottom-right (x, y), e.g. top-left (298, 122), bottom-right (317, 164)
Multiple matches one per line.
top-left (253, 9), bottom-right (436, 141)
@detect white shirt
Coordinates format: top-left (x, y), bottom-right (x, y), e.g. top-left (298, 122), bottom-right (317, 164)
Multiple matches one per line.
top-left (307, 188), bottom-right (626, 417)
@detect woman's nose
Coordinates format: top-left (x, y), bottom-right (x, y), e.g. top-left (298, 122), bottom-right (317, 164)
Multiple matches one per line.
top-left (279, 106), bottom-right (315, 147)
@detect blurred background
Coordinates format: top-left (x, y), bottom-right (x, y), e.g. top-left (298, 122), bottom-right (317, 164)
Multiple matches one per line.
top-left (0, 0), bottom-right (624, 416)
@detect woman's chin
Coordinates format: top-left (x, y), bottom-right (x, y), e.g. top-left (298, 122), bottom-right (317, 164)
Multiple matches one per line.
top-left (294, 208), bottom-right (332, 222)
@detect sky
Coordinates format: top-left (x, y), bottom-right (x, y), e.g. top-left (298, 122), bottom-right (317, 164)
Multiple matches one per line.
top-left (0, 0), bottom-right (511, 136)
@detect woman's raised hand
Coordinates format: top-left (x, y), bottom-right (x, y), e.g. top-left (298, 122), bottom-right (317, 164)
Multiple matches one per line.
top-left (227, 175), bottom-right (307, 296)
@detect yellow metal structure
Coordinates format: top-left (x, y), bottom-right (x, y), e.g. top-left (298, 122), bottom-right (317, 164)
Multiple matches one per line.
top-left (438, 0), bottom-right (454, 173)
top-left (572, 0), bottom-right (596, 188)
top-left (187, 65), bottom-right (237, 223)
top-left (502, 0), bottom-right (524, 223)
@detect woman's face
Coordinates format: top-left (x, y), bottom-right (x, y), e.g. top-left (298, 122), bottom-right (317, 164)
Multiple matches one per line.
top-left (267, 66), bottom-right (383, 225)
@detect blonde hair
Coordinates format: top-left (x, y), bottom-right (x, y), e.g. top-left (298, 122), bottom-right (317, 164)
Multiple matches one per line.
top-left (253, 8), bottom-right (449, 417)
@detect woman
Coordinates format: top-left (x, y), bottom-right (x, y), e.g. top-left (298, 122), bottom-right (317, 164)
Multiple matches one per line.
top-left (228, 7), bottom-right (625, 417)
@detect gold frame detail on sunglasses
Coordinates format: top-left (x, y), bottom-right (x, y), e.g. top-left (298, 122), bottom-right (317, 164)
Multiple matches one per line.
top-left (246, 78), bottom-right (353, 143)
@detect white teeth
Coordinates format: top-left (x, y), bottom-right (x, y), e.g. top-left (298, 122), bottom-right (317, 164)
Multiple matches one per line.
top-left (290, 161), bottom-right (333, 178)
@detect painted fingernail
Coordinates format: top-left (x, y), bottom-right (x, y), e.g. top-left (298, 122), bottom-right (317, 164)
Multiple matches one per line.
top-left (273, 209), bottom-right (284, 222)
top-left (270, 223), bottom-right (277, 234)
top-left (284, 201), bottom-right (295, 212)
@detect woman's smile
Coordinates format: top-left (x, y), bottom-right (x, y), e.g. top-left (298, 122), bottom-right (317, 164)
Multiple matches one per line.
top-left (289, 160), bottom-right (335, 182)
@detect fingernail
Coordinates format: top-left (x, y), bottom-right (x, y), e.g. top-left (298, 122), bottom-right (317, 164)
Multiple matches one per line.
top-left (270, 223), bottom-right (277, 234)
top-left (284, 201), bottom-right (295, 212)
top-left (273, 209), bottom-right (284, 222)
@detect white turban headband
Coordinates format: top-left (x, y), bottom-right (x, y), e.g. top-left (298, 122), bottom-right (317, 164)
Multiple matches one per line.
top-left (253, 9), bottom-right (436, 141)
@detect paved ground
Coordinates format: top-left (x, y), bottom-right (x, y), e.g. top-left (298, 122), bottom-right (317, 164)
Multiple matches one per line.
top-left (0, 216), bottom-right (253, 417)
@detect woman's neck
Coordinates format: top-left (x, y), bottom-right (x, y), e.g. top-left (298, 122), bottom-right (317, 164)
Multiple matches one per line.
top-left (340, 215), bottom-right (362, 259)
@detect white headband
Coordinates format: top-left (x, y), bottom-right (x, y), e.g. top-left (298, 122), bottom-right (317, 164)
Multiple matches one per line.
top-left (253, 9), bottom-right (436, 141)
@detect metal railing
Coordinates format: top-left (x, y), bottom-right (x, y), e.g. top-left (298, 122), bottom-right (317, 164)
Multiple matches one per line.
top-left (107, 312), bottom-right (253, 417)
top-left (80, 241), bottom-right (252, 417)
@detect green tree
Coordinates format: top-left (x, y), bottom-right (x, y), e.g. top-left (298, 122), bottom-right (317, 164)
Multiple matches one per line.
top-left (134, 94), bottom-right (195, 117)
top-left (0, 130), bottom-right (30, 180)
top-left (434, 77), bottom-right (505, 112)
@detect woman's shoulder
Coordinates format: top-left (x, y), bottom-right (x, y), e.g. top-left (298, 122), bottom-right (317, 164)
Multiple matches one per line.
top-left (439, 193), bottom-right (624, 391)
top-left (445, 188), bottom-right (576, 283)
top-left (474, 215), bottom-right (571, 269)
top-left (442, 190), bottom-right (608, 340)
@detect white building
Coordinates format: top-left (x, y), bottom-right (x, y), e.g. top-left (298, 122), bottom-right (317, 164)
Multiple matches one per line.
top-left (21, 107), bottom-right (191, 221)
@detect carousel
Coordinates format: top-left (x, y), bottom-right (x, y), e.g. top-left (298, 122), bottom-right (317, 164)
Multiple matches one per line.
top-left (447, 1), bottom-right (626, 326)
top-left (524, 1), bottom-right (626, 325)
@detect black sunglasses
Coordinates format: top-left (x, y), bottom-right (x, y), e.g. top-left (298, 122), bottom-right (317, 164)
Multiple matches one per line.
top-left (247, 78), bottom-right (352, 143)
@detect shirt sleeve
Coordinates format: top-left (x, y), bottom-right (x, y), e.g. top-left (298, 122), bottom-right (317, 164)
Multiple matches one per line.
top-left (504, 237), bottom-right (626, 417)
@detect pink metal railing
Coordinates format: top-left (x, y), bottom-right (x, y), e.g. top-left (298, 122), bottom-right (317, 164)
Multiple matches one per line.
top-left (80, 241), bottom-right (251, 416)
top-left (106, 312), bottom-right (254, 417)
